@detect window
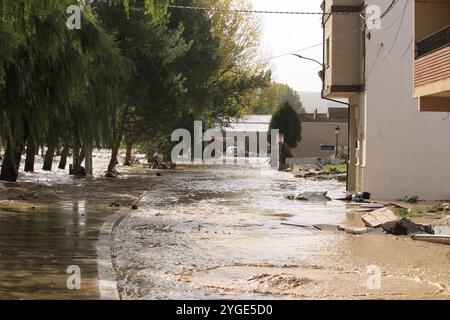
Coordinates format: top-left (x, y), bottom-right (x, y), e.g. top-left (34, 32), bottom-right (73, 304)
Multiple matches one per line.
top-left (325, 37), bottom-right (330, 68)
top-left (320, 145), bottom-right (335, 152)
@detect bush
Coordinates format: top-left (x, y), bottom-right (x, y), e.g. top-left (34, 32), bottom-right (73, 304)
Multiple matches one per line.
top-left (269, 102), bottom-right (302, 148)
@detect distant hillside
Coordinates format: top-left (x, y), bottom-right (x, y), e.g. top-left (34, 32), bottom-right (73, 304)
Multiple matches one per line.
top-left (299, 92), bottom-right (347, 113)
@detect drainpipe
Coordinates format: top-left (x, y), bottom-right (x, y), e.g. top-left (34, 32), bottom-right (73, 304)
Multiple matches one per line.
top-left (320, 94), bottom-right (350, 192)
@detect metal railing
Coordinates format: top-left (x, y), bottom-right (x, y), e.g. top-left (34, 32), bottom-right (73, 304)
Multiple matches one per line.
top-left (416, 25), bottom-right (450, 59)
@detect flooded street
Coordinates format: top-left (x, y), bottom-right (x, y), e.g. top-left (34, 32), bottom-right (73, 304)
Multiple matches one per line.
top-left (0, 154), bottom-right (153, 299)
top-left (112, 163), bottom-right (450, 300)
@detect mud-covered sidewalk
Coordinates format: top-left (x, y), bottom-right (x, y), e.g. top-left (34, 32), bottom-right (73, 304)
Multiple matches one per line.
top-left (113, 165), bottom-right (450, 300)
top-left (0, 154), bottom-right (155, 299)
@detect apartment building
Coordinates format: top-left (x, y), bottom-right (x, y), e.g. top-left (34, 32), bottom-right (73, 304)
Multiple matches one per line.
top-left (413, 0), bottom-right (450, 111)
top-left (322, 0), bottom-right (450, 200)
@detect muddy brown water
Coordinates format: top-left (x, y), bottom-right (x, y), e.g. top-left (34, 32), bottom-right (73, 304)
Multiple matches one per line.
top-left (0, 158), bottom-right (154, 300)
top-left (1, 156), bottom-right (449, 300)
top-left (113, 163), bottom-right (450, 300)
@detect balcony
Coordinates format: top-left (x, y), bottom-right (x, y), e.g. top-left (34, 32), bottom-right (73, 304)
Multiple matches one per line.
top-left (413, 0), bottom-right (450, 111)
top-left (416, 26), bottom-right (450, 59)
top-left (414, 26), bottom-right (450, 112)
top-left (321, 0), bottom-right (364, 99)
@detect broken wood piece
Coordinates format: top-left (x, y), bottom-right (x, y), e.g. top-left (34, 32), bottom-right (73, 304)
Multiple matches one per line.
top-left (281, 222), bottom-right (315, 229)
top-left (313, 224), bottom-right (341, 231)
top-left (386, 202), bottom-right (410, 210)
top-left (361, 203), bottom-right (385, 209)
top-left (411, 234), bottom-right (450, 245)
top-left (362, 207), bottom-right (399, 228)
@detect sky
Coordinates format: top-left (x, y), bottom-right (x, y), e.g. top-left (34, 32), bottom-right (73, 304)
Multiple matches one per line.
top-left (249, 0), bottom-right (324, 93)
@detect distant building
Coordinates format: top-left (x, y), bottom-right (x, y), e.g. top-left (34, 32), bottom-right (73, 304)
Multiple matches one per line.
top-left (223, 115), bottom-right (272, 133)
top-left (291, 107), bottom-right (348, 159)
top-left (215, 115), bottom-right (272, 157)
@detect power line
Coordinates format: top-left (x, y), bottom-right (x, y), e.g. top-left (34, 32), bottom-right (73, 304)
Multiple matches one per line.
top-left (260, 23), bottom-right (365, 64)
top-left (385, 0), bottom-right (409, 56)
top-left (380, 0), bottom-right (399, 20)
top-left (168, 4), bottom-right (363, 17)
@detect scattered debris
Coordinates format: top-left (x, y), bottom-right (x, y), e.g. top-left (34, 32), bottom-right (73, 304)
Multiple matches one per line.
top-left (281, 222), bottom-right (316, 230)
top-left (299, 192), bottom-right (331, 202)
top-left (109, 200), bottom-right (121, 208)
top-left (335, 194), bottom-right (353, 201)
top-left (285, 191), bottom-right (331, 202)
top-left (362, 208), bottom-right (398, 228)
top-left (432, 215), bottom-right (450, 235)
top-left (290, 164), bottom-right (346, 181)
top-left (353, 208), bottom-right (375, 213)
top-left (360, 203), bottom-right (385, 209)
top-left (429, 203), bottom-right (450, 213)
top-left (398, 196), bottom-right (420, 204)
top-left (386, 202), bottom-right (410, 210)
top-left (411, 234), bottom-right (450, 245)
top-left (313, 224), bottom-right (341, 231)
top-left (382, 218), bottom-right (433, 236)
top-left (352, 192), bottom-right (371, 202)
top-left (343, 227), bottom-right (370, 235)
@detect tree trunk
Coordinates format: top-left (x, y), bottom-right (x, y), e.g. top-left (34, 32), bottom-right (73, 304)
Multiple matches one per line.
top-left (107, 147), bottom-right (119, 174)
top-left (107, 104), bottom-right (130, 175)
top-left (58, 146), bottom-right (69, 170)
top-left (42, 144), bottom-right (56, 171)
top-left (124, 142), bottom-right (133, 166)
top-left (85, 143), bottom-right (93, 176)
top-left (24, 137), bottom-right (36, 172)
top-left (15, 148), bottom-right (23, 170)
top-left (71, 145), bottom-right (86, 176)
top-left (79, 148), bottom-right (85, 165)
top-left (0, 143), bottom-right (19, 182)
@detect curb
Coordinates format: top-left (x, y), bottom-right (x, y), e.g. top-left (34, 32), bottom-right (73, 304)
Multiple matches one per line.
top-left (96, 192), bottom-right (148, 300)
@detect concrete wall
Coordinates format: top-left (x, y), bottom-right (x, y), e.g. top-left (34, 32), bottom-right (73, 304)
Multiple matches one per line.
top-left (362, 0), bottom-right (450, 200)
top-left (291, 121), bottom-right (348, 159)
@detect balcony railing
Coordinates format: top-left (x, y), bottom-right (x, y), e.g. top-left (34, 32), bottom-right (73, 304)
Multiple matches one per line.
top-left (416, 25), bottom-right (450, 59)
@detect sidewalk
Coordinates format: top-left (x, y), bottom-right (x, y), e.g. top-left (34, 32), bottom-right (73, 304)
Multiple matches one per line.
top-left (0, 164), bottom-right (154, 299)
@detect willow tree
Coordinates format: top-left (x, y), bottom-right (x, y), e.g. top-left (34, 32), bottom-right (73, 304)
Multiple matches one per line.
top-left (0, 0), bottom-right (72, 180)
top-left (0, 0), bottom-right (130, 181)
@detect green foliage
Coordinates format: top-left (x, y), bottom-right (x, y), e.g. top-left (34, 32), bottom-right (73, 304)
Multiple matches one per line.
top-left (393, 207), bottom-right (426, 218)
top-left (245, 82), bottom-right (304, 115)
top-left (96, 0), bottom-right (189, 152)
top-left (269, 102), bottom-right (302, 148)
top-left (0, 0), bottom-right (131, 180)
top-left (0, 0), bottom-right (271, 179)
top-left (323, 163), bottom-right (347, 174)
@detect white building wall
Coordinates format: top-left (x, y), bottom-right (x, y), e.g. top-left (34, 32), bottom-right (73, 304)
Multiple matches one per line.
top-left (363, 0), bottom-right (450, 200)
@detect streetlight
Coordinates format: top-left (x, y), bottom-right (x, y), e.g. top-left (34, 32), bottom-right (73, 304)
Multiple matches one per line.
top-left (335, 126), bottom-right (341, 159)
top-left (292, 54), bottom-right (324, 80)
top-left (292, 54), bottom-right (324, 68)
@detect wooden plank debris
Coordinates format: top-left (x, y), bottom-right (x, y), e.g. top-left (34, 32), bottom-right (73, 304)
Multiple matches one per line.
top-left (361, 203), bottom-right (385, 209)
top-left (411, 234), bottom-right (450, 245)
top-left (362, 207), bottom-right (399, 228)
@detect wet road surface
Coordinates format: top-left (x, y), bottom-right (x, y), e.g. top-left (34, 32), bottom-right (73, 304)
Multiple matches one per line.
top-left (113, 164), bottom-right (450, 299)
